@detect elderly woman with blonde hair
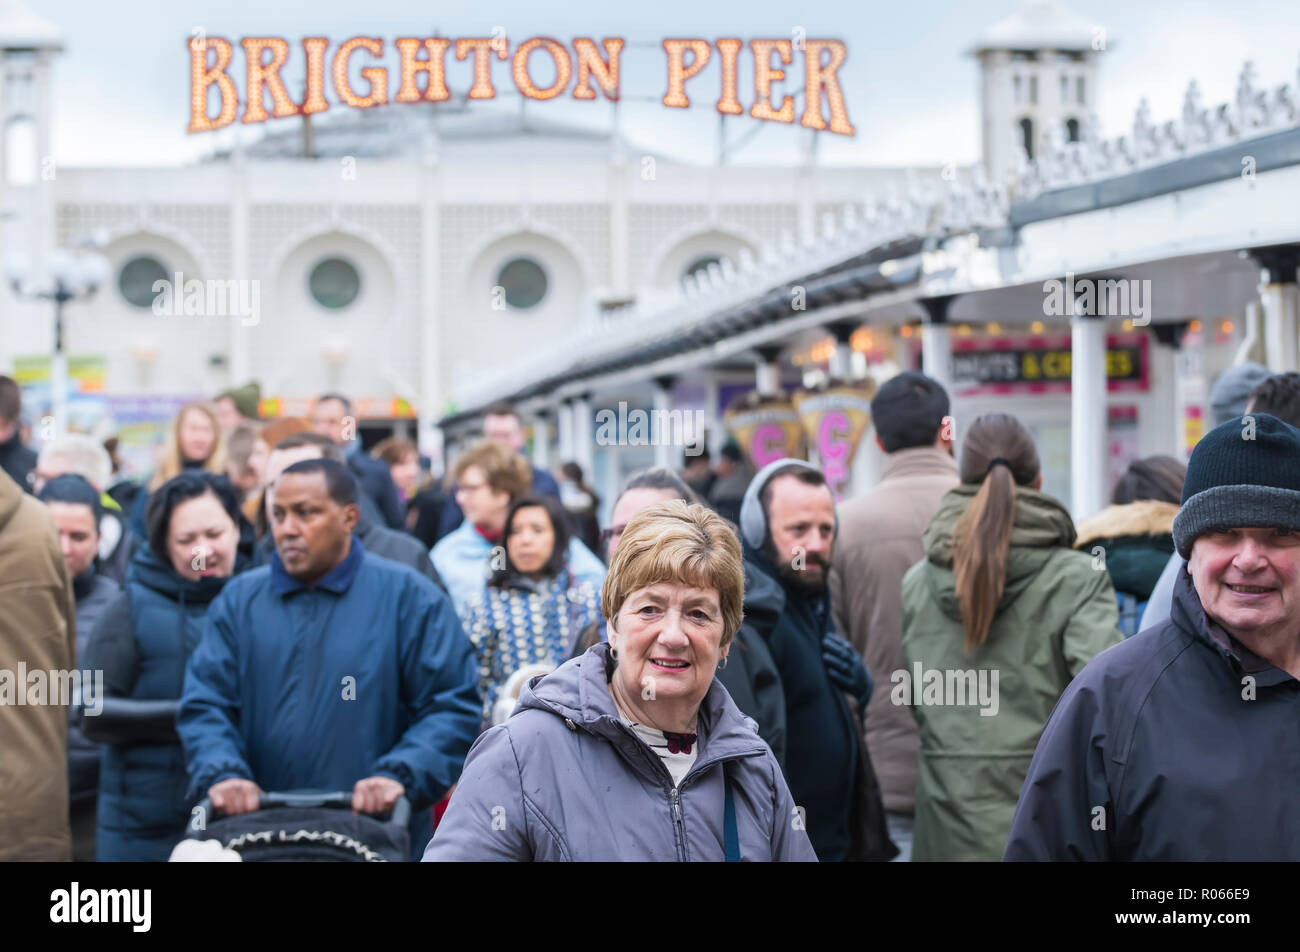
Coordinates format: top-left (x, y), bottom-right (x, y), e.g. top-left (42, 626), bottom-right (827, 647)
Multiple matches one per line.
top-left (423, 500), bottom-right (816, 862)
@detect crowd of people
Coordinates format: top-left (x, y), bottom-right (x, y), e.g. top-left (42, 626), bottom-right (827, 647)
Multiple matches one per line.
top-left (2, 364), bottom-right (1299, 862)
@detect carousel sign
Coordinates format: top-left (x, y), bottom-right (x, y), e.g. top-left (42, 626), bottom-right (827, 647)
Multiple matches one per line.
top-left (188, 35), bottom-right (855, 136)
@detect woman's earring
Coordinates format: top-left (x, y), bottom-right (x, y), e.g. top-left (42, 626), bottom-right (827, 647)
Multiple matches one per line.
top-left (718, 655), bottom-right (728, 670)
top-left (610, 646), bottom-right (619, 660)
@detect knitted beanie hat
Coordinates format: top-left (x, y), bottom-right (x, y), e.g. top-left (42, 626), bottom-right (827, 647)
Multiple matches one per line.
top-left (1171, 412), bottom-right (1300, 558)
top-left (217, 382), bottom-right (261, 421)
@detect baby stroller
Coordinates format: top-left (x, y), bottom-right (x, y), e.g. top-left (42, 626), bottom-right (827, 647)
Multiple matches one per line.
top-left (186, 790), bottom-right (412, 862)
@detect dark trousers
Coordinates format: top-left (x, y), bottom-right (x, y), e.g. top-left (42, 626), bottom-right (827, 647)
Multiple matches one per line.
top-left (70, 798), bottom-right (98, 862)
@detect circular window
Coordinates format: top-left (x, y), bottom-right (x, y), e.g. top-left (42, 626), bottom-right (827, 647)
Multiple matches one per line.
top-left (496, 257), bottom-right (548, 310)
top-left (309, 257), bottom-right (361, 310)
top-left (683, 255), bottom-right (722, 282)
top-left (118, 256), bottom-right (169, 309)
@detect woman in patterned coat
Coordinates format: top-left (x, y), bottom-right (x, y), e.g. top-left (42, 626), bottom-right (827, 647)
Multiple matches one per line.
top-left (461, 494), bottom-right (602, 728)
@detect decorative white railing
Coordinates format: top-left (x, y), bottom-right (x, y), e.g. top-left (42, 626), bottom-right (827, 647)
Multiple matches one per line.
top-left (452, 55), bottom-right (1300, 412)
top-left (1017, 59), bottom-right (1300, 197)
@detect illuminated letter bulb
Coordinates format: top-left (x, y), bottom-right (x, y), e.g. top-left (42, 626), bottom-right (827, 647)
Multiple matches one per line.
top-left (513, 37), bottom-right (572, 101)
top-left (333, 37), bottom-right (387, 109)
top-left (189, 36), bottom-right (238, 133)
top-left (662, 39), bottom-right (711, 108)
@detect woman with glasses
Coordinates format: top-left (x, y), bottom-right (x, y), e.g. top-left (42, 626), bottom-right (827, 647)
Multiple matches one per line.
top-left (431, 440), bottom-right (605, 617)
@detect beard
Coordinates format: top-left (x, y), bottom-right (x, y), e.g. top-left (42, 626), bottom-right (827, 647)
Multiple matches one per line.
top-left (765, 538), bottom-right (831, 593)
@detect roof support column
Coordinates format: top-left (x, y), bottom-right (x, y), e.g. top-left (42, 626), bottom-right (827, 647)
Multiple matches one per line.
top-left (557, 399), bottom-right (575, 465)
top-left (652, 375), bottom-right (677, 471)
top-left (828, 321), bottom-right (858, 379)
top-left (1247, 245), bottom-right (1300, 373)
top-left (755, 345), bottom-right (783, 396)
top-left (1149, 323), bottom-right (1187, 461)
top-left (1071, 306), bottom-right (1108, 521)
top-left (920, 296), bottom-right (954, 395)
top-left (572, 393), bottom-right (595, 478)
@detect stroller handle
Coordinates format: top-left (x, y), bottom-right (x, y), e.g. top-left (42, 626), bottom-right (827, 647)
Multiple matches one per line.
top-left (193, 790), bottom-right (411, 827)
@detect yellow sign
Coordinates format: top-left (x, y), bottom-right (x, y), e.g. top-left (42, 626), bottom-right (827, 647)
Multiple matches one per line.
top-left (792, 381), bottom-right (876, 498)
top-left (12, 355), bottom-right (106, 392)
top-left (724, 394), bottom-right (805, 467)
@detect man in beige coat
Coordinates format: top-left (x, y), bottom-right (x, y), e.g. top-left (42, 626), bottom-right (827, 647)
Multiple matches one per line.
top-left (830, 372), bottom-right (957, 862)
top-left (0, 465), bottom-right (76, 860)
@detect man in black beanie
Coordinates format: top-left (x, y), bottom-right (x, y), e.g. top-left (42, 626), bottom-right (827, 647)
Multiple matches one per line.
top-left (1005, 413), bottom-right (1300, 861)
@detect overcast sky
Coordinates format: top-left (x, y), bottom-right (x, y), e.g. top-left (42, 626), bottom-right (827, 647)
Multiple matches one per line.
top-left (37, 0), bottom-right (1300, 168)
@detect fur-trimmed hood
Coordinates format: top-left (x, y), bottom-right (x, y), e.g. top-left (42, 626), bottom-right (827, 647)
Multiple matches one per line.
top-left (1074, 500), bottom-right (1179, 549)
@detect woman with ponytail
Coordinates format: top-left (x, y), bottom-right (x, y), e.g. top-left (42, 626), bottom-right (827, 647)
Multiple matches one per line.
top-left (899, 413), bottom-right (1122, 861)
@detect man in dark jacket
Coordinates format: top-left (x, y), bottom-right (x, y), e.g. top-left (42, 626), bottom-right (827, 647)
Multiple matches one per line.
top-left (38, 475), bottom-right (120, 861)
top-left (437, 402), bottom-right (560, 540)
top-left (1006, 414), bottom-right (1300, 861)
top-left (263, 433), bottom-right (445, 590)
top-left (0, 375), bottom-right (36, 493)
top-left (311, 392), bottom-right (406, 530)
top-left (738, 458), bottom-right (895, 862)
top-left (177, 458), bottom-right (480, 857)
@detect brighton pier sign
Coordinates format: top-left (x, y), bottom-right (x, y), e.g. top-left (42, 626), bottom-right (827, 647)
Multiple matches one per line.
top-left (188, 35), bottom-right (855, 137)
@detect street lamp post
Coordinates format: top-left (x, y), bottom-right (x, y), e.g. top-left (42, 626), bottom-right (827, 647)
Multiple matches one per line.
top-left (5, 240), bottom-right (111, 438)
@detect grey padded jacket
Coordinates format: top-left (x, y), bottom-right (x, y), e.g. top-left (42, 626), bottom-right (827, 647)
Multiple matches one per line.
top-left (423, 643), bottom-right (817, 862)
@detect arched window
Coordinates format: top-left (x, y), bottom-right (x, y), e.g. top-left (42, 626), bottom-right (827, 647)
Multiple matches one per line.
top-left (1019, 118), bottom-right (1035, 160)
top-left (308, 257), bottom-right (362, 310)
top-left (1066, 118), bottom-right (1081, 142)
top-left (118, 256), bottom-right (170, 309)
top-left (496, 257), bottom-right (548, 310)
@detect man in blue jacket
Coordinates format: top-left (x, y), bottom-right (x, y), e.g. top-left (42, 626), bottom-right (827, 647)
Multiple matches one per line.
top-left (177, 458), bottom-right (481, 857)
top-left (1006, 414), bottom-right (1300, 860)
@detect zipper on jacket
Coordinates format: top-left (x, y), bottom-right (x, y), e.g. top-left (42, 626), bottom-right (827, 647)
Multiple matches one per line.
top-left (670, 786), bottom-right (686, 862)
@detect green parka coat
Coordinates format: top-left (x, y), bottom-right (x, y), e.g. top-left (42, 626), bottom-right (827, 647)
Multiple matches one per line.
top-left (900, 484), bottom-right (1123, 861)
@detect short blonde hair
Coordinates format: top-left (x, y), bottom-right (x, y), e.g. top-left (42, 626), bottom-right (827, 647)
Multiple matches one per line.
top-left (453, 440), bottom-right (531, 499)
top-left (602, 500), bottom-right (744, 647)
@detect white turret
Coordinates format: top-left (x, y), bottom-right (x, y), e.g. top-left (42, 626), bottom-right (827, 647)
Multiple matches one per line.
top-left (970, 0), bottom-right (1105, 188)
